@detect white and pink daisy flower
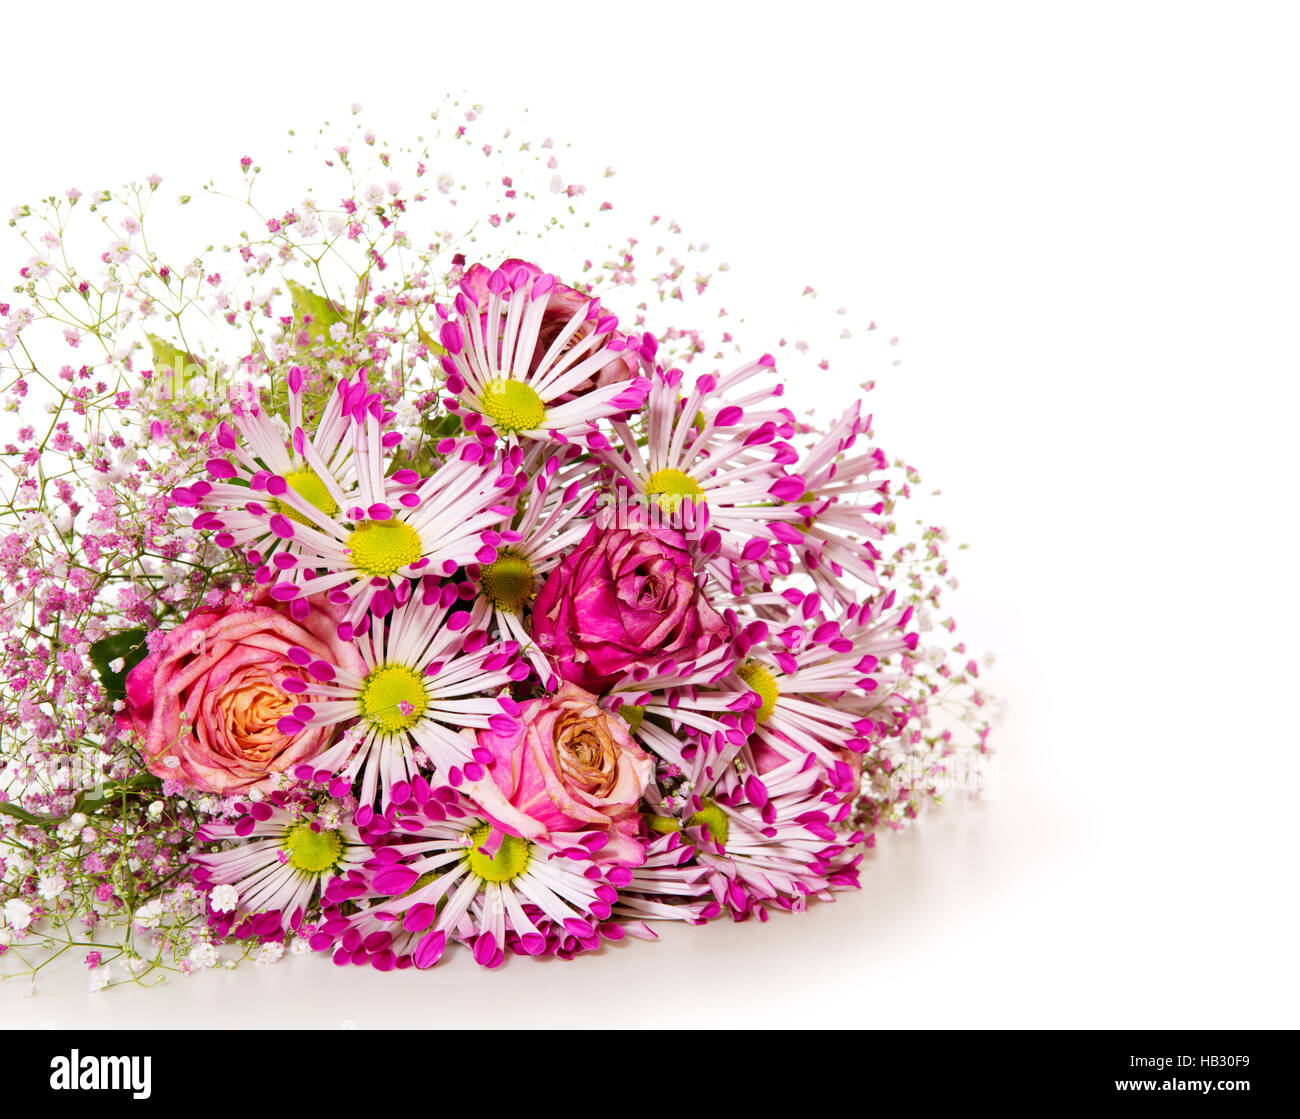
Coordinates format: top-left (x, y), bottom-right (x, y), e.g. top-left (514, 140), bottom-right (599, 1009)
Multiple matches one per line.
top-left (468, 444), bottom-right (603, 687)
top-left (314, 781), bottom-right (630, 969)
top-left (645, 752), bottom-right (863, 921)
top-left (179, 367), bottom-right (523, 631)
top-left (593, 610), bottom-right (772, 791)
top-left (435, 260), bottom-right (651, 447)
top-left (609, 830), bottom-right (718, 926)
top-left (602, 677), bottom-right (758, 789)
top-left (192, 794), bottom-right (370, 934)
top-left (722, 588), bottom-right (919, 796)
top-left (277, 576), bottom-right (529, 810)
top-left (176, 367), bottom-right (371, 619)
top-left (787, 401), bottom-right (891, 605)
top-left (596, 359), bottom-right (810, 594)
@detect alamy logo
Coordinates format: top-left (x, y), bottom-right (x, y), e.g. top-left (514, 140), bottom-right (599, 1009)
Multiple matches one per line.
top-left (49, 1050), bottom-right (151, 1099)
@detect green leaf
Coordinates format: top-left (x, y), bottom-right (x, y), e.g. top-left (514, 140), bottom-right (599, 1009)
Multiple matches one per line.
top-left (89, 627), bottom-right (150, 704)
top-left (0, 800), bottom-right (58, 826)
top-left (146, 333), bottom-right (204, 376)
top-left (75, 772), bottom-right (162, 816)
top-left (0, 771), bottom-right (166, 829)
top-left (287, 279), bottom-right (347, 344)
top-left (422, 413), bottom-right (463, 440)
top-left (416, 321), bottom-right (447, 356)
top-left (146, 335), bottom-right (205, 406)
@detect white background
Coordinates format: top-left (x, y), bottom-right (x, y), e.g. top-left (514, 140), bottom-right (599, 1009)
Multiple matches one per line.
top-left (1, 0), bottom-right (1297, 1028)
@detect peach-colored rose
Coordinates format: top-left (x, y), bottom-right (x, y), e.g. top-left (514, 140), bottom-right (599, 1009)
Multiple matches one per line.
top-left (121, 590), bottom-right (364, 794)
top-left (463, 683), bottom-right (653, 865)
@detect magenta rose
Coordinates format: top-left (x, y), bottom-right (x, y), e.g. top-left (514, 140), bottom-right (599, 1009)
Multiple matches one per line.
top-left (531, 516), bottom-right (733, 692)
top-left (121, 590), bottom-right (365, 794)
top-left (462, 683), bottom-right (653, 865)
top-left (461, 258), bottom-right (637, 392)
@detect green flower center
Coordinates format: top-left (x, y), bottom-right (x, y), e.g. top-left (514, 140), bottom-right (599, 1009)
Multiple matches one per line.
top-left (687, 799), bottom-right (729, 846)
top-left (644, 798), bottom-right (729, 846)
top-left (284, 824), bottom-right (343, 874)
top-left (480, 548), bottom-right (535, 613)
top-left (618, 704), bottom-right (646, 736)
top-left (479, 378), bottom-right (546, 435)
top-left (645, 467), bottom-right (705, 513)
top-left (796, 489), bottom-right (817, 529)
top-left (359, 664), bottom-right (428, 733)
top-left (401, 870), bottom-right (443, 900)
top-left (737, 661), bottom-right (779, 724)
top-left (645, 812), bottom-right (680, 836)
top-left (349, 518), bottom-right (423, 576)
top-left (464, 823), bottom-right (531, 883)
top-left (274, 469), bottom-right (339, 526)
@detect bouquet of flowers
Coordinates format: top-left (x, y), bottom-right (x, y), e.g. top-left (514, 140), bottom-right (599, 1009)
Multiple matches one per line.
top-left (0, 103), bottom-right (991, 986)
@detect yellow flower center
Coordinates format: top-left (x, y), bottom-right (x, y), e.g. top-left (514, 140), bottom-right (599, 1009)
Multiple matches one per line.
top-left (480, 548), bottom-right (535, 613)
top-left (464, 823), bottom-right (531, 883)
top-left (645, 467), bottom-right (705, 513)
top-left (349, 518), bottom-right (423, 576)
top-left (284, 824), bottom-right (343, 873)
top-left (359, 664), bottom-right (428, 733)
top-left (274, 469), bottom-right (339, 526)
top-left (479, 378), bottom-right (546, 435)
top-left (736, 661), bottom-right (779, 724)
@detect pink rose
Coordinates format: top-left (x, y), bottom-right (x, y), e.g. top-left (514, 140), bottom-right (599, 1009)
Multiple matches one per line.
top-left (460, 258), bottom-right (637, 392)
top-left (463, 684), bottom-right (653, 865)
top-left (122, 590), bottom-right (365, 794)
top-left (531, 515), bottom-right (734, 692)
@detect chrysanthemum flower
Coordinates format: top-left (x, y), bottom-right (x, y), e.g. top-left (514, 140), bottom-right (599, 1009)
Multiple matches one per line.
top-left (313, 780), bottom-right (629, 969)
top-left (192, 794), bottom-right (370, 934)
top-left (469, 444), bottom-right (602, 687)
top-left (645, 752), bottom-right (863, 921)
top-left (787, 401), bottom-right (890, 605)
top-left (174, 367), bottom-right (370, 619)
top-left (715, 588), bottom-right (918, 797)
top-left (609, 830), bottom-right (718, 925)
top-left (592, 605), bottom-right (782, 792)
top-left (436, 261), bottom-right (651, 446)
top-left (597, 360), bottom-right (810, 593)
top-left (177, 367), bottom-right (523, 630)
top-left (603, 676), bottom-right (757, 784)
top-left (278, 577), bottom-right (529, 808)
top-left (458, 258), bottom-right (639, 393)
